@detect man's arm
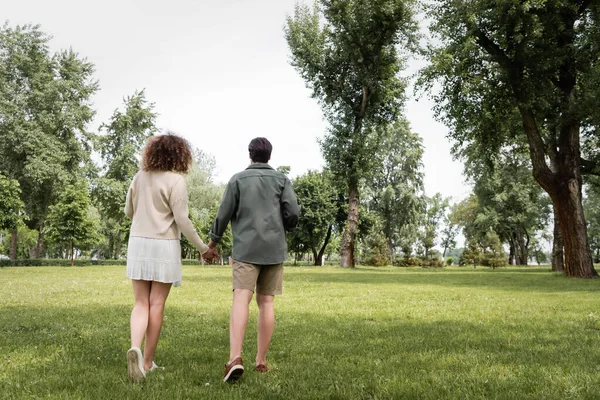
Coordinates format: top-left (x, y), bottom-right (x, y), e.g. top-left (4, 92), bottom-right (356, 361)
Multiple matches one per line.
top-left (209, 180), bottom-right (238, 245)
top-left (281, 178), bottom-right (300, 231)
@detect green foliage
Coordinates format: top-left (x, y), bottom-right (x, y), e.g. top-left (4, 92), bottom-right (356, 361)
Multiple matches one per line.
top-left (367, 119), bottom-right (425, 258)
top-left (584, 180), bottom-right (600, 263)
top-left (0, 23), bottom-right (99, 255)
top-left (419, 193), bottom-right (449, 258)
top-left (285, 0), bottom-right (418, 265)
top-left (46, 181), bottom-right (100, 263)
top-left (288, 170), bottom-right (339, 264)
top-left (446, 257), bottom-right (454, 266)
top-left (460, 239), bottom-right (481, 267)
top-left (0, 174), bottom-right (24, 231)
top-left (460, 231), bottom-right (506, 269)
top-left (421, 0), bottom-right (600, 276)
top-left (93, 90), bottom-right (158, 259)
top-left (182, 150), bottom-right (225, 259)
top-left (1, 226), bottom-right (37, 259)
top-left (362, 221), bottom-right (390, 266)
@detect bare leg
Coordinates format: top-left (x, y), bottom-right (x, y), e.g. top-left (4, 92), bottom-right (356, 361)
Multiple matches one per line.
top-left (229, 289), bottom-right (253, 362)
top-left (256, 294), bottom-right (275, 366)
top-left (130, 280), bottom-right (151, 349)
top-left (143, 281), bottom-right (172, 370)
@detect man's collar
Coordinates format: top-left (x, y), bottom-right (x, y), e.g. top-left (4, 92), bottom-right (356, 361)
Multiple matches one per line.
top-left (246, 163), bottom-right (273, 170)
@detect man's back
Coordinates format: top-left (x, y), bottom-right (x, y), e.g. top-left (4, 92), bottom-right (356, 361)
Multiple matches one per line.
top-left (210, 163), bottom-right (300, 265)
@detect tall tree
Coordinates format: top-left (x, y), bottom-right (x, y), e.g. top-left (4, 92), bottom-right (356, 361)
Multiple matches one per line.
top-left (0, 23), bottom-right (98, 258)
top-left (0, 174), bottom-right (24, 260)
top-left (46, 181), bottom-right (100, 266)
top-left (420, 193), bottom-right (449, 259)
top-left (93, 90), bottom-right (157, 259)
top-left (367, 119), bottom-right (425, 259)
top-left (285, 0), bottom-right (417, 267)
top-left (439, 215), bottom-right (459, 259)
top-left (423, 0), bottom-right (600, 277)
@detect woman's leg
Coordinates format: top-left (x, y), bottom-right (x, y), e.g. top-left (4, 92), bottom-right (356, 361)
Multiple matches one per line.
top-left (143, 281), bottom-right (172, 370)
top-left (131, 280), bottom-right (151, 349)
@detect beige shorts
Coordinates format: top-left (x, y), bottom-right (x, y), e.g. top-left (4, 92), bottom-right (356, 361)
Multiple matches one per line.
top-left (232, 259), bottom-right (283, 296)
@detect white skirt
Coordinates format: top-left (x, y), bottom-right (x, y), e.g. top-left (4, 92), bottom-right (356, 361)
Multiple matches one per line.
top-left (126, 236), bottom-right (183, 287)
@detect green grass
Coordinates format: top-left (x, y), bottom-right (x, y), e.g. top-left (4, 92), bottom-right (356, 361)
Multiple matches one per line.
top-left (1, 265), bottom-right (599, 399)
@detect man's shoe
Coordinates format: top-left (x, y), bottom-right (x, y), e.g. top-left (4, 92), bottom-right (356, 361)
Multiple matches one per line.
top-left (127, 347), bottom-right (146, 383)
top-left (223, 357), bottom-right (244, 383)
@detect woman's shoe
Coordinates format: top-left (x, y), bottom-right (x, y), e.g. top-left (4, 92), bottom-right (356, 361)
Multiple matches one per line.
top-left (127, 347), bottom-right (146, 383)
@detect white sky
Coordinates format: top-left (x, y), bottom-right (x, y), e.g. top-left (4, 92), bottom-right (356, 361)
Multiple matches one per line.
top-left (3, 0), bottom-right (470, 202)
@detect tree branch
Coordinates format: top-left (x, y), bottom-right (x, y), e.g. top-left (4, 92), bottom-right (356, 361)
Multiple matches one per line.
top-left (581, 157), bottom-right (600, 176)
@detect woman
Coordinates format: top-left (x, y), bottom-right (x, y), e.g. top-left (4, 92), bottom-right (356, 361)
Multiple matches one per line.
top-left (124, 133), bottom-right (217, 382)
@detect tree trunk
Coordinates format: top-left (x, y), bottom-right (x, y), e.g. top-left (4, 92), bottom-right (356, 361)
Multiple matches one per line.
top-left (508, 238), bottom-right (516, 265)
top-left (553, 178), bottom-right (596, 277)
top-left (10, 229), bottom-right (18, 261)
top-left (34, 223), bottom-right (45, 258)
top-left (340, 184), bottom-right (359, 268)
top-left (551, 204), bottom-right (565, 272)
top-left (517, 231), bottom-right (528, 266)
top-left (115, 230), bottom-right (122, 260)
top-left (71, 240), bottom-right (75, 267)
top-left (316, 225), bottom-right (333, 266)
top-left (519, 106), bottom-right (597, 278)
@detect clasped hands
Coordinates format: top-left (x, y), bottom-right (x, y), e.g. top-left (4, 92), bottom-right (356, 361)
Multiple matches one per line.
top-left (200, 240), bottom-right (220, 262)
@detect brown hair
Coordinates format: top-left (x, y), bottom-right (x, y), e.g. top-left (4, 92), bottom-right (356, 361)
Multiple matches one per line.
top-left (141, 133), bottom-right (193, 173)
top-left (248, 137), bottom-right (272, 163)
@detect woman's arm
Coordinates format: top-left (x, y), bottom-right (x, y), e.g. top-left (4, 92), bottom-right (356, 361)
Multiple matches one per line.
top-left (170, 176), bottom-right (210, 254)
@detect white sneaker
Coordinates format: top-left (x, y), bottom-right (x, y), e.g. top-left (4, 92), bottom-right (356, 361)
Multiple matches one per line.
top-left (127, 347), bottom-right (146, 382)
top-left (148, 361), bottom-right (165, 372)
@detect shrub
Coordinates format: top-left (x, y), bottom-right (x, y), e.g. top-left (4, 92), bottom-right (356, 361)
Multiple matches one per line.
top-left (446, 257), bottom-right (454, 266)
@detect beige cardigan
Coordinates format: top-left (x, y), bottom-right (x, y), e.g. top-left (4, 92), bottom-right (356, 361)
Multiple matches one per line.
top-left (124, 170), bottom-right (209, 254)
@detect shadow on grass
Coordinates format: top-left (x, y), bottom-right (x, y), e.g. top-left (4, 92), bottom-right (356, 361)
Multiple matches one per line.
top-left (1, 302), bottom-right (599, 399)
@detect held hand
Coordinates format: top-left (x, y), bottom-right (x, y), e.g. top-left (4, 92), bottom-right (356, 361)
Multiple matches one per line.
top-left (201, 247), bottom-right (219, 262)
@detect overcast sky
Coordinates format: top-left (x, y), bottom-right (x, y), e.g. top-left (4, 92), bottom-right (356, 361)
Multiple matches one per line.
top-left (3, 0), bottom-right (470, 201)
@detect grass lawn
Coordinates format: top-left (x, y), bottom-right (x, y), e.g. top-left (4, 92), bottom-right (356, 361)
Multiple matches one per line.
top-left (1, 265), bottom-right (599, 399)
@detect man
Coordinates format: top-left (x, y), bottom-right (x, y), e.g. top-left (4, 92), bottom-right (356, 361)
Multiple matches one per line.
top-left (208, 137), bottom-right (300, 383)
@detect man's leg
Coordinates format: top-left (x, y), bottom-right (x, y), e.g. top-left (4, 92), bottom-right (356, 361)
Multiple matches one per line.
top-left (229, 288), bottom-right (253, 362)
top-left (254, 263), bottom-right (283, 369)
top-left (256, 293), bottom-right (275, 367)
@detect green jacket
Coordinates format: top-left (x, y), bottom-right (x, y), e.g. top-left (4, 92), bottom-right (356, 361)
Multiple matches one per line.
top-left (209, 164), bottom-right (300, 265)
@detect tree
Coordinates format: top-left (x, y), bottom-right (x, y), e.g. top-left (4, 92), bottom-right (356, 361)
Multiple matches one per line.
top-left (584, 180), bottom-right (600, 263)
top-left (367, 119), bottom-right (426, 259)
top-left (288, 170), bottom-right (338, 266)
top-left (46, 181), bottom-right (100, 266)
top-left (423, 0), bottom-right (599, 277)
top-left (470, 150), bottom-right (551, 266)
top-left (182, 149), bottom-right (224, 260)
top-left (93, 90), bottom-right (158, 259)
top-left (439, 215), bottom-right (459, 259)
top-left (0, 174), bottom-right (24, 260)
top-left (285, 0), bottom-right (417, 267)
top-left (420, 193), bottom-right (449, 259)
top-left (0, 23), bottom-right (99, 258)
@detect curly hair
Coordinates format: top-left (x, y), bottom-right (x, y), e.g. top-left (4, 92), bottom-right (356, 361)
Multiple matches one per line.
top-left (141, 133), bottom-right (193, 173)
